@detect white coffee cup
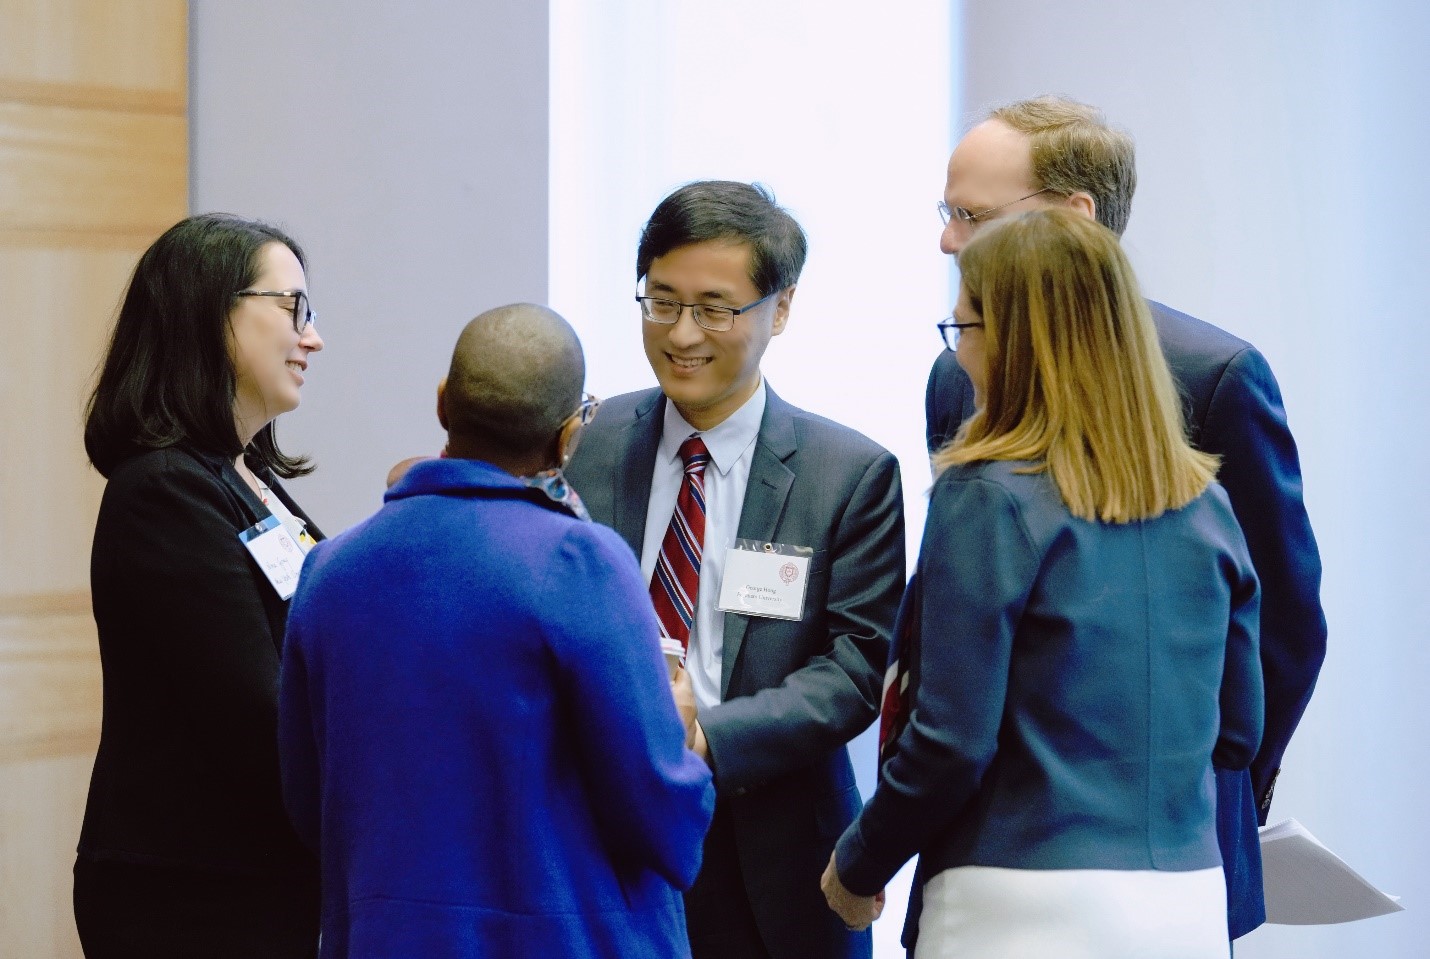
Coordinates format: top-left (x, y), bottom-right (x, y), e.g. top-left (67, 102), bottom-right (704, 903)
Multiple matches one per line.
top-left (659, 636), bottom-right (685, 679)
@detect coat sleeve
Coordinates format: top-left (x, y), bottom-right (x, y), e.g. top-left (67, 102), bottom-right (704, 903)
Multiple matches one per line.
top-left (835, 473), bottom-right (1040, 895)
top-left (925, 350), bottom-right (976, 457)
top-left (1214, 527), bottom-right (1266, 772)
top-left (1202, 346), bottom-right (1325, 818)
top-left (697, 451), bottom-right (905, 791)
top-left (543, 524), bottom-right (715, 890)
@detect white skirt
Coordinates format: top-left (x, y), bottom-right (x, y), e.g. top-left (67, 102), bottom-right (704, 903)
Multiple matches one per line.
top-left (914, 864), bottom-right (1229, 959)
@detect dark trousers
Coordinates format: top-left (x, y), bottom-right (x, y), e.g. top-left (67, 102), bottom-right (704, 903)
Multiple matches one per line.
top-left (73, 856), bottom-right (319, 959)
top-left (685, 801), bottom-right (772, 959)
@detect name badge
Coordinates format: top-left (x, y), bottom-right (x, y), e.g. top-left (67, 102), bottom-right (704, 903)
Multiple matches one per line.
top-left (238, 514), bottom-right (305, 600)
top-left (716, 539), bottom-right (813, 621)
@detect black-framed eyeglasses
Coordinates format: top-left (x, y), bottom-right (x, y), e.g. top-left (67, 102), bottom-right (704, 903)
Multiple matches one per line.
top-left (234, 289), bottom-right (316, 334)
top-left (937, 317), bottom-right (984, 351)
top-left (573, 392), bottom-right (601, 427)
top-left (635, 291), bottom-right (776, 333)
top-left (937, 188), bottom-right (1055, 227)
top-left (560, 393), bottom-right (602, 466)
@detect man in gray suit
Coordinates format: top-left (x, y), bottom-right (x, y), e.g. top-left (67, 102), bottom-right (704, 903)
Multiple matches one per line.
top-left (565, 180), bottom-right (905, 959)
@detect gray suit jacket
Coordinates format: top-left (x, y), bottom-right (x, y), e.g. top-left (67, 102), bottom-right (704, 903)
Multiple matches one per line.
top-left (566, 384), bottom-right (905, 959)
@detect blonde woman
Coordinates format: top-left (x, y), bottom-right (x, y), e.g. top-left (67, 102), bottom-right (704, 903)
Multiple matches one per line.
top-left (822, 209), bottom-right (1262, 958)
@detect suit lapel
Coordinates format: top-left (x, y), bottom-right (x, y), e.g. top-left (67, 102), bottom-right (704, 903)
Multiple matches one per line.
top-left (201, 448), bottom-right (269, 529)
top-left (720, 387), bottom-right (797, 698)
top-left (609, 391), bottom-right (664, 554)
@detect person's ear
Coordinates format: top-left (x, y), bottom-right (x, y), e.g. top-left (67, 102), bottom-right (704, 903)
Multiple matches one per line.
top-left (771, 284), bottom-right (796, 337)
top-left (1064, 191), bottom-right (1097, 222)
top-left (436, 377), bottom-right (449, 431)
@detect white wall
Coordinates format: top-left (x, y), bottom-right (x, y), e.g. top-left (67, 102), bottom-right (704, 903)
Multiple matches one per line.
top-left (191, 0), bottom-right (550, 533)
top-left (960, 1), bottom-right (1430, 955)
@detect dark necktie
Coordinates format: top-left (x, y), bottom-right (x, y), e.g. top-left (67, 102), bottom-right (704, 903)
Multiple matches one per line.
top-left (649, 435), bottom-right (710, 652)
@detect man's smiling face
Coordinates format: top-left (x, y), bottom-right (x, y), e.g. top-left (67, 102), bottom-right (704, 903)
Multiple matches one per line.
top-left (640, 239), bottom-right (790, 431)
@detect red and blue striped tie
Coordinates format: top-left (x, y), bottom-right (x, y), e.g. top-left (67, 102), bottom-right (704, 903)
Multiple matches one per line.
top-left (650, 435), bottom-right (710, 652)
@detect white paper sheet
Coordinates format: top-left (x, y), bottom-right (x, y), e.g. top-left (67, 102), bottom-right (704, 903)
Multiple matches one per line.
top-left (1260, 818), bottom-right (1403, 924)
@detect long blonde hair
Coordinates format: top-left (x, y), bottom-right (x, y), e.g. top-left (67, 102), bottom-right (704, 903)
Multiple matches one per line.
top-left (934, 209), bottom-right (1218, 523)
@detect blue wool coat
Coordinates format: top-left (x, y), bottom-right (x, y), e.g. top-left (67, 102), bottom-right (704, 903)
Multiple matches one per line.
top-left (278, 458), bottom-right (715, 959)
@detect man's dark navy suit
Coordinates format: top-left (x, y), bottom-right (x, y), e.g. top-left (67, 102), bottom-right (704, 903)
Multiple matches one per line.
top-left (925, 299), bottom-right (1326, 939)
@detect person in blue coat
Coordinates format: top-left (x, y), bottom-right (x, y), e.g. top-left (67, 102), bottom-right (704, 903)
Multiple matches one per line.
top-left (922, 96), bottom-right (1325, 941)
top-left (278, 303), bottom-right (715, 959)
top-left (824, 210), bottom-right (1264, 958)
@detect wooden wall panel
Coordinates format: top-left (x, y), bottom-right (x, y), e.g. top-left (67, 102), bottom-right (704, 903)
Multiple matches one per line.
top-left (0, 0), bottom-right (186, 109)
top-left (0, 2), bottom-right (188, 956)
top-left (0, 104), bottom-right (186, 241)
top-left (0, 598), bottom-right (101, 762)
top-left (0, 755), bottom-right (96, 955)
top-left (0, 248), bottom-right (143, 598)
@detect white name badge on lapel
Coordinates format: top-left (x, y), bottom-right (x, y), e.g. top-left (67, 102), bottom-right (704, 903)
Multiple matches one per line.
top-left (716, 539), bottom-right (813, 622)
top-left (238, 514), bottom-right (305, 600)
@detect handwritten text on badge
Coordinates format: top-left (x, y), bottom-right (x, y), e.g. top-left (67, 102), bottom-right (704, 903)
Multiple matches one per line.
top-left (238, 514), bottom-right (305, 600)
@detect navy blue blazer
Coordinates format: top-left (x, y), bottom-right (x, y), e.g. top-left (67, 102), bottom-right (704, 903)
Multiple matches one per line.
top-left (836, 463), bottom-right (1263, 929)
top-left (925, 299), bottom-right (1326, 937)
top-left (566, 386), bottom-right (906, 959)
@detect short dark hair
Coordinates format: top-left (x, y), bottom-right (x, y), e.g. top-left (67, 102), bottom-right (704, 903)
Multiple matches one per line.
top-left (84, 213), bottom-right (314, 479)
top-left (444, 304), bottom-right (584, 459)
top-left (636, 181), bottom-right (807, 295)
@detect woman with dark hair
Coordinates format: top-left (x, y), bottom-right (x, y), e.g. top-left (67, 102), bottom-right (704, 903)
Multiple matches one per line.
top-left (75, 213), bottom-right (325, 957)
top-left (823, 209), bottom-right (1263, 958)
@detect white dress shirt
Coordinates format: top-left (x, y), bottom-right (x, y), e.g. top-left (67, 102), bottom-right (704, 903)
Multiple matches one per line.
top-left (640, 380), bottom-right (766, 714)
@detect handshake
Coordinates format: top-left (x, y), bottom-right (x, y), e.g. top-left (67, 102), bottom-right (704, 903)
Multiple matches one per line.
top-left (666, 640), bottom-right (886, 933)
top-left (666, 643), bottom-right (707, 760)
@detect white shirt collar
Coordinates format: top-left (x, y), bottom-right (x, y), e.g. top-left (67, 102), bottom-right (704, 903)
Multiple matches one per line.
top-left (658, 378), bottom-right (766, 477)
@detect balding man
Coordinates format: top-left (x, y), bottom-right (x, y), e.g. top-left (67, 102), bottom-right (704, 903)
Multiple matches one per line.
top-left (277, 304), bottom-right (715, 959)
top-left (921, 96), bottom-right (1325, 946)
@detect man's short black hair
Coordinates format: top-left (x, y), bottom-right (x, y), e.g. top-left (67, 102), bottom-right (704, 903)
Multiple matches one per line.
top-left (636, 181), bottom-right (807, 295)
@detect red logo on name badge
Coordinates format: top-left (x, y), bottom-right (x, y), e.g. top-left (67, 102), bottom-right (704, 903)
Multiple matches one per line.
top-left (779, 562), bottom-right (799, 584)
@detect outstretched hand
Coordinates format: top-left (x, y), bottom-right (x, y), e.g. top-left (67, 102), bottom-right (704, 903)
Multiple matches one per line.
top-left (820, 851), bottom-right (884, 931)
top-left (671, 666), bottom-right (697, 738)
top-left (670, 666), bottom-right (711, 764)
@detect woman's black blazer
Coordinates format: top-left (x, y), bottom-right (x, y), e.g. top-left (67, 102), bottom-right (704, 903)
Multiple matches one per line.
top-left (78, 445), bottom-right (322, 879)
